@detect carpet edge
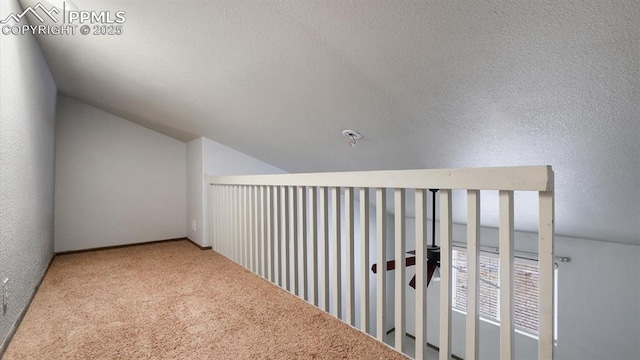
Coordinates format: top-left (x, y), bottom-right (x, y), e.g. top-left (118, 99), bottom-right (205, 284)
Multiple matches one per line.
top-left (0, 253), bottom-right (55, 358)
top-left (55, 237), bottom-right (189, 256)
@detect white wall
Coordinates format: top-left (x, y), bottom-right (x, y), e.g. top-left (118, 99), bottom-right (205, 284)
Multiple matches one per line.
top-left (202, 138), bottom-right (287, 178)
top-left (187, 137), bottom-right (285, 246)
top-left (187, 138), bottom-right (204, 245)
top-left (553, 237), bottom-right (639, 360)
top-left (54, 95), bottom-right (187, 252)
top-left (0, 0), bottom-right (57, 351)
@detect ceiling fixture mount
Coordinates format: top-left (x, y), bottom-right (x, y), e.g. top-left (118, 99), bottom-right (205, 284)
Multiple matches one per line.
top-left (342, 130), bottom-right (362, 147)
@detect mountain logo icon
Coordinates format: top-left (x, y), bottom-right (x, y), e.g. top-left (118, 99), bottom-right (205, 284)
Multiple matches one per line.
top-left (1, 3), bottom-right (59, 24)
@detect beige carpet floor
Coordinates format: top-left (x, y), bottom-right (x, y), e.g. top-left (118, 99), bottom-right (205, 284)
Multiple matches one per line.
top-left (4, 240), bottom-right (406, 359)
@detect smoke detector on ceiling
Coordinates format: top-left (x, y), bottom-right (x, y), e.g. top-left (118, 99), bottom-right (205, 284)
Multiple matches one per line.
top-left (342, 130), bottom-right (362, 147)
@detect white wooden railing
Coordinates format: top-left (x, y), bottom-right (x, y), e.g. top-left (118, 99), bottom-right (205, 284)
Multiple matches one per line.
top-left (206, 166), bottom-right (554, 360)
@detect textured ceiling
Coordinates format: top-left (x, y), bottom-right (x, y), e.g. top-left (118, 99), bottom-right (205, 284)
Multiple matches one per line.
top-left (21, 0), bottom-right (640, 244)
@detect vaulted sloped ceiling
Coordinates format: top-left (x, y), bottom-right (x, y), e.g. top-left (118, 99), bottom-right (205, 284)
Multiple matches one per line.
top-left (22, 0), bottom-right (639, 244)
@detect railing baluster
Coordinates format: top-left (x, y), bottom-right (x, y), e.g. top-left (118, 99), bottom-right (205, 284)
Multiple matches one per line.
top-left (266, 186), bottom-right (274, 282)
top-left (319, 187), bottom-right (330, 312)
top-left (238, 186), bottom-right (242, 264)
top-left (225, 185), bottom-right (230, 258)
top-left (331, 187), bottom-right (342, 319)
top-left (274, 186), bottom-right (281, 285)
top-left (499, 190), bottom-right (515, 360)
top-left (309, 187), bottom-right (319, 306)
top-left (251, 186), bottom-right (260, 275)
top-left (539, 191), bottom-right (555, 360)
top-left (222, 186), bottom-right (227, 257)
top-left (360, 188), bottom-right (370, 334)
top-left (290, 186), bottom-right (299, 295)
top-left (210, 185), bottom-right (215, 249)
top-left (231, 186), bottom-right (237, 262)
top-left (220, 186), bottom-right (225, 254)
top-left (299, 186), bottom-right (308, 301)
top-left (260, 186), bottom-right (267, 279)
top-left (224, 186), bottom-right (230, 259)
top-left (217, 186), bottom-right (222, 254)
top-left (224, 186), bottom-right (228, 258)
top-left (439, 189), bottom-right (452, 360)
top-left (415, 189), bottom-right (428, 359)
top-left (254, 186), bottom-right (259, 272)
top-left (345, 187), bottom-right (355, 326)
top-left (222, 186), bottom-right (225, 254)
top-left (245, 186), bottom-right (250, 269)
top-left (248, 186), bottom-right (254, 271)
top-left (235, 186), bottom-right (240, 263)
top-left (467, 190), bottom-right (481, 360)
top-left (231, 186), bottom-right (234, 260)
top-left (218, 186), bottom-right (222, 254)
top-left (229, 185), bottom-right (233, 259)
top-left (236, 186), bottom-right (241, 264)
top-left (211, 185), bottom-right (216, 252)
top-left (394, 188), bottom-right (406, 352)
top-left (376, 188), bottom-right (387, 342)
top-left (230, 186), bottom-right (235, 262)
top-left (241, 186), bottom-right (246, 268)
top-left (281, 186), bottom-right (290, 290)
top-left (249, 187), bottom-right (256, 265)
top-left (239, 186), bottom-right (244, 265)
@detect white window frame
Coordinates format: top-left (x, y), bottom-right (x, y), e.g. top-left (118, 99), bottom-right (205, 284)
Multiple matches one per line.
top-left (450, 246), bottom-right (558, 341)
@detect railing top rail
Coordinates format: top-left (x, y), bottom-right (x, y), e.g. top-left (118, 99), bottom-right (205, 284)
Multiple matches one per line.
top-left (207, 165), bottom-right (553, 192)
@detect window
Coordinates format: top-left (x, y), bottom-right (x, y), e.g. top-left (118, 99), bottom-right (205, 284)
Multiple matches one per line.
top-left (451, 248), bottom-right (543, 337)
top-left (452, 250), bottom-right (499, 321)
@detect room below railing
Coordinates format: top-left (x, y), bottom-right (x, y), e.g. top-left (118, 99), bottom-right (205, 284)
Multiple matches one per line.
top-left (206, 166), bottom-right (555, 360)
